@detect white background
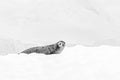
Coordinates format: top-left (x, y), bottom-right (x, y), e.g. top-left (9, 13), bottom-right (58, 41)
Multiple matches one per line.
top-left (0, 0), bottom-right (120, 46)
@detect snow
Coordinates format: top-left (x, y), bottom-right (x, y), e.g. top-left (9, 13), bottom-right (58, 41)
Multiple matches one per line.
top-left (0, 46), bottom-right (120, 80)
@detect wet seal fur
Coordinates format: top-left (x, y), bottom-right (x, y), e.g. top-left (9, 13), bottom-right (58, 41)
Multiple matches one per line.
top-left (19, 41), bottom-right (65, 55)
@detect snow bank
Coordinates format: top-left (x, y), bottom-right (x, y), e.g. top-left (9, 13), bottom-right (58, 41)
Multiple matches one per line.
top-left (0, 46), bottom-right (120, 80)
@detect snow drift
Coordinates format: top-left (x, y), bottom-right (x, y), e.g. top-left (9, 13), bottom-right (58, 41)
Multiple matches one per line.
top-left (0, 45), bottom-right (120, 80)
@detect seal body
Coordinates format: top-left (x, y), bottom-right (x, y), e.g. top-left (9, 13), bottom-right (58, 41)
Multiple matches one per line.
top-left (19, 41), bottom-right (65, 55)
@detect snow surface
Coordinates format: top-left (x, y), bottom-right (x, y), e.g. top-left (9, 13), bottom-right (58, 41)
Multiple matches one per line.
top-left (0, 46), bottom-right (120, 80)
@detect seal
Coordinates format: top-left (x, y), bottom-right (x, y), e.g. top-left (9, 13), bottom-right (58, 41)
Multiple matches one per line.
top-left (19, 41), bottom-right (65, 55)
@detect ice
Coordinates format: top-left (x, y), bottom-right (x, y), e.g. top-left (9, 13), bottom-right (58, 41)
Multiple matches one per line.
top-left (0, 46), bottom-right (120, 80)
